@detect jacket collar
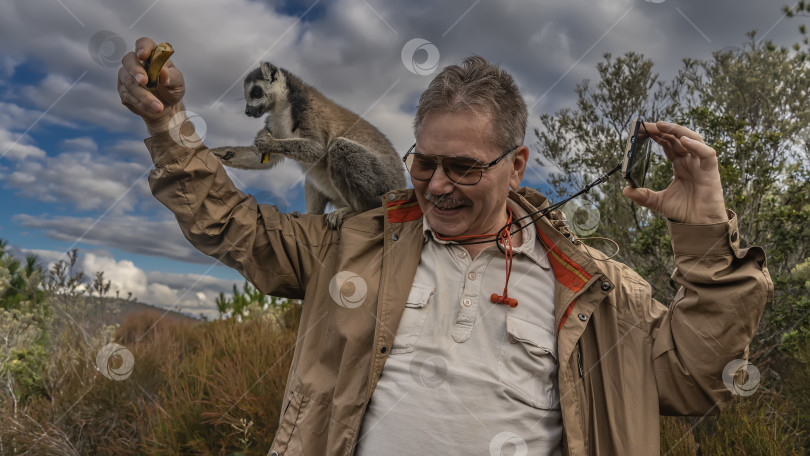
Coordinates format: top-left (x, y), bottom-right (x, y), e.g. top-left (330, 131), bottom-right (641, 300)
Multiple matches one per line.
top-left (382, 187), bottom-right (605, 282)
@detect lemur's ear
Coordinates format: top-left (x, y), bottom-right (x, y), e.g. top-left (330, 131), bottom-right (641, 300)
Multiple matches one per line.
top-left (261, 62), bottom-right (278, 82)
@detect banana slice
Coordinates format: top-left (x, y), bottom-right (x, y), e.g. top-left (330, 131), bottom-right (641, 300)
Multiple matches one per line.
top-left (142, 42), bottom-right (174, 92)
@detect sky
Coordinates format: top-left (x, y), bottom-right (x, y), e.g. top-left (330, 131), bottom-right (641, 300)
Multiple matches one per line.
top-left (0, 0), bottom-right (802, 319)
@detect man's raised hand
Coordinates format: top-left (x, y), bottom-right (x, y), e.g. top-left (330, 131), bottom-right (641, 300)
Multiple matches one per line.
top-left (117, 37), bottom-right (186, 134)
top-left (622, 121), bottom-right (729, 225)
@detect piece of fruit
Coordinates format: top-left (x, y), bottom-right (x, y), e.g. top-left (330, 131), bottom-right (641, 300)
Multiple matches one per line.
top-left (142, 42), bottom-right (174, 92)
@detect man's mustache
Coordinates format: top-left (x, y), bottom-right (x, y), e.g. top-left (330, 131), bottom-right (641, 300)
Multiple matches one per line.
top-left (423, 191), bottom-right (472, 209)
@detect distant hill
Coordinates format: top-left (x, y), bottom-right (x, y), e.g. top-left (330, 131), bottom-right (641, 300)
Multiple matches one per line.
top-left (86, 296), bottom-right (200, 327)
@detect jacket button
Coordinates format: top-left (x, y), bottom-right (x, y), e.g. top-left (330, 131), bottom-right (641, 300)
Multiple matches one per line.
top-left (731, 231), bottom-right (738, 242)
top-left (271, 452), bottom-right (279, 456)
top-left (391, 234), bottom-right (398, 241)
top-left (578, 313), bottom-right (587, 322)
top-left (601, 281), bottom-right (612, 291)
top-left (388, 193), bottom-right (396, 201)
top-left (380, 346), bottom-right (388, 354)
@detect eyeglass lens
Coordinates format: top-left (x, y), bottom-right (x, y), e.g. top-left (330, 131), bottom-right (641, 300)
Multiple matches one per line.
top-left (405, 154), bottom-right (483, 185)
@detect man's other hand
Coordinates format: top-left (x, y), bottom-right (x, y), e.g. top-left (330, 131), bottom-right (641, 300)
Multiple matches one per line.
top-left (622, 121), bottom-right (729, 225)
top-left (117, 37), bottom-right (186, 135)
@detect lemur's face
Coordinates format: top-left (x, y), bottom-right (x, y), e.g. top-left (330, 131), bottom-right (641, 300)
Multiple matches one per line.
top-left (244, 79), bottom-right (275, 118)
top-left (244, 63), bottom-right (282, 118)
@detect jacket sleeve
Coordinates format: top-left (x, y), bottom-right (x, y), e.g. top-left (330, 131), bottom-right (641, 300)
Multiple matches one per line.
top-left (647, 210), bottom-right (773, 415)
top-left (144, 130), bottom-right (335, 299)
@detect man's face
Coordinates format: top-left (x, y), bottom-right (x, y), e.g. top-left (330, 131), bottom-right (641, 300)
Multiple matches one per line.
top-left (413, 109), bottom-right (528, 237)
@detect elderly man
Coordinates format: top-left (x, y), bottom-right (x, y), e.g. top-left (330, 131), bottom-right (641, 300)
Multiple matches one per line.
top-left (118, 37), bottom-right (771, 455)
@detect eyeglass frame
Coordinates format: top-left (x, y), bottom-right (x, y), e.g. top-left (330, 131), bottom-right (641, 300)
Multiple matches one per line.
top-left (402, 143), bottom-right (520, 185)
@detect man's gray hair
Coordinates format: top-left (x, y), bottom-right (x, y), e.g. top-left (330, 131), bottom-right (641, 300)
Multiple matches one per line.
top-left (413, 55), bottom-right (528, 152)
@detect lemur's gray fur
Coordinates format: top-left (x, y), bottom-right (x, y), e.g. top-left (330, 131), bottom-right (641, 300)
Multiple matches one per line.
top-left (210, 62), bottom-right (406, 228)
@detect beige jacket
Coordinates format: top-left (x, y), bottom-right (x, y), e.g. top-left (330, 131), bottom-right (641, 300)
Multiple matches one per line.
top-left (145, 132), bottom-right (773, 456)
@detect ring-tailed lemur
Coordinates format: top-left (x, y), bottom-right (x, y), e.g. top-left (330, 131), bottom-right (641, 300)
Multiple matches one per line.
top-left (210, 62), bottom-right (406, 228)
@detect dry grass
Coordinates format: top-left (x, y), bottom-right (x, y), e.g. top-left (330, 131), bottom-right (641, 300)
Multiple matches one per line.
top-left (2, 304), bottom-right (808, 455)
top-left (1, 309), bottom-right (298, 455)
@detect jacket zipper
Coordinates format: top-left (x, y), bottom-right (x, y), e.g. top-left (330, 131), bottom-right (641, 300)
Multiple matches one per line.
top-left (576, 342), bottom-right (584, 378)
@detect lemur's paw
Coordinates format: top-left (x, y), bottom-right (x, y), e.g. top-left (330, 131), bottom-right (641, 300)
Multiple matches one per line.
top-left (209, 147), bottom-right (235, 161)
top-left (325, 207), bottom-right (351, 229)
top-left (255, 128), bottom-right (274, 140)
top-left (253, 132), bottom-right (276, 151)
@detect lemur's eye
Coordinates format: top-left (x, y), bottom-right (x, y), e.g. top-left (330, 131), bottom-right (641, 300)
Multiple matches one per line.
top-left (249, 86), bottom-right (263, 99)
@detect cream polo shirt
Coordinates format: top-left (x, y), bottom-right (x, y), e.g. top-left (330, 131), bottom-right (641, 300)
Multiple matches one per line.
top-left (356, 200), bottom-right (562, 456)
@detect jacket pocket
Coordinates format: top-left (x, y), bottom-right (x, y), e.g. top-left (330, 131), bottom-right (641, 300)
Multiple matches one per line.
top-left (497, 316), bottom-right (559, 409)
top-left (390, 284), bottom-right (434, 354)
top-left (268, 390), bottom-right (304, 455)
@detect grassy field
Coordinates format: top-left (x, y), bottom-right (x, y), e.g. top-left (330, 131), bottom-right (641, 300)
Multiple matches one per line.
top-left (1, 245), bottom-right (808, 454)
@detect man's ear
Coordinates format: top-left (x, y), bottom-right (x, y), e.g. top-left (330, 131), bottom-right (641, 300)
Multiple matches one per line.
top-left (509, 145), bottom-right (529, 189)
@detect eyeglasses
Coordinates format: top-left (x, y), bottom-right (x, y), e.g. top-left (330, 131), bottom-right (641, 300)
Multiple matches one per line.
top-left (402, 144), bottom-right (518, 185)
top-left (621, 118), bottom-right (652, 188)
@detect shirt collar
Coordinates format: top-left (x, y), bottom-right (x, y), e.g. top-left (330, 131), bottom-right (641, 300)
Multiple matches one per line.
top-left (421, 199), bottom-right (550, 269)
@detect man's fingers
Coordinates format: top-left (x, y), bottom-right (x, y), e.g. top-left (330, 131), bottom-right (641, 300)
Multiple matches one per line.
top-left (134, 37), bottom-right (157, 61)
top-left (655, 121), bottom-right (703, 143)
top-left (117, 63), bottom-right (162, 115)
top-left (159, 64), bottom-right (183, 90)
top-left (680, 136), bottom-right (718, 161)
top-left (622, 186), bottom-right (661, 210)
top-left (657, 132), bottom-right (718, 162)
top-left (121, 52), bottom-right (148, 85)
top-left (656, 133), bottom-right (690, 157)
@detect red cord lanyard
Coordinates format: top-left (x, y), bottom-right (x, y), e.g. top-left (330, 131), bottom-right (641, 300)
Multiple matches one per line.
top-left (434, 208), bottom-right (518, 308)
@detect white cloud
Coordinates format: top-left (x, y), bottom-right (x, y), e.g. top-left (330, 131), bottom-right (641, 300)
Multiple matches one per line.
top-left (81, 255), bottom-right (238, 319)
top-left (224, 159), bottom-right (305, 209)
top-left (83, 253), bottom-right (149, 296)
top-left (4, 150), bottom-right (146, 213)
top-left (12, 213), bottom-right (212, 264)
top-left (0, 55), bottom-right (18, 79)
top-left (0, 102), bottom-right (75, 132)
top-left (0, 128), bottom-right (47, 161)
top-left (19, 248), bottom-right (67, 267)
top-left (61, 136), bottom-right (98, 153)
